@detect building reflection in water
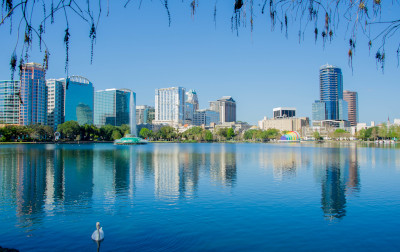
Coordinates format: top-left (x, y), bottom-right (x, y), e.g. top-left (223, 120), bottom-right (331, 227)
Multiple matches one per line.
top-left (62, 147), bottom-right (93, 205)
top-left (258, 148), bottom-right (310, 180)
top-left (10, 146), bottom-right (50, 228)
top-left (315, 145), bottom-right (360, 221)
top-left (152, 144), bottom-right (237, 201)
top-left (209, 144), bottom-right (237, 187)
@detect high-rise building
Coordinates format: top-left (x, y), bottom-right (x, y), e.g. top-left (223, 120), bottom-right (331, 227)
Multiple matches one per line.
top-left (184, 102), bottom-right (195, 125)
top-left (62, 76), bottom-right (94, 125)
top-left (147, 107), bottom-right (155, 124)
top-left (312, 100), bottom-right (326, 121)
top-left (154, 87), bottom-right (186, 127)
top-left (343, 90), bottom-right (358, 126)
top-left (193, 109), bottom-right (220, 126)
top-left (273, 107), bottom-right (296, 118)
top-left (209, 96), bottom-right (236, 123)
top-left (94, 88), bottom-right (136, 134)
top-left (136, 105), bottom-right (153, 125)
top-left (19, 63), bottom-right (47, 125)
top-left (46, 79), bottom-right (65, 129)
top-left (318, 64), bottom-right (347, 121)
top-left (186, 90), bottom-right (199, 111)
top-left (0, 80), bottom-right (20, 124)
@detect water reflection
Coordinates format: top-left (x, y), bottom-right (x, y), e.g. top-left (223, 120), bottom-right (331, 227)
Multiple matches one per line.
top-left (0, 143), bottom-right (379, 228)
top-left (258, 144), bottom-right (360, 220)
top-left (316, 145), bottom-right (360, 220)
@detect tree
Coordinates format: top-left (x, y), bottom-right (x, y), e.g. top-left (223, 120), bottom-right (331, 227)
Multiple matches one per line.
top-left (356, 128), bottom-right (367, 140)
top-left (265, 128), bottom-right (280, 140)
top-left (216, 128), bottom-right (228, 141)
top-left (370, 127), bottom-right (379, 140)
top-left (139, 128), bottom-right (152, 139)
top-left (333, 129), bottom-right (350, 140)
top-left (378, 124), bottom-right (388, 139)
top-left (313, 131), bottom-right (322, 140)
top-left (99, 124), bottom-right (115, 141)
top-left (111, 130), bottom-right (122, 140)
top-left (119, 124), bottom-right (130, 136)
top-left (226, 128), bottom-right (235, 140)
top-left (1, 0), bottom-right (398, 78)
top-left (57, 120), bottom-right (80, 140)
top-left (157, 126), bottom-right (177, 141)
top-left (205, 130), bottom-right (213, 142)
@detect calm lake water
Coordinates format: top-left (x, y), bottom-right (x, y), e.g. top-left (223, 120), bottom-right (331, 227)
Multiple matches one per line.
top-left (0, 143), bottom-right (399, 251)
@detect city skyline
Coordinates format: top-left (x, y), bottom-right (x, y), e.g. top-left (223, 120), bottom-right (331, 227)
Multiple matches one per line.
top-left (0, 3), bottom-right (398, 125)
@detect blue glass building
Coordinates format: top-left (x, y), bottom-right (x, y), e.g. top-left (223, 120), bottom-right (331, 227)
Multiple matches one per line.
top-left (317, 64), bottom-right (347, 121)
top-left (312, 100), bottom-right (326, 121)
top-left (94, 89), bottom-right (136, 135)
top-left (62, 76), bottom-right (94, 125)
top-left (0, 80), bottom-right (20, 124)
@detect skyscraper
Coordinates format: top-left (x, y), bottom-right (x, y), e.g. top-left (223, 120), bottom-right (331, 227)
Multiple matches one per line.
top-left (186, 90), bottom-right (199, 111)
top-left (184, 90), bottom-right (199, 125)
top-left (0, 80), bottom-right (20, 124)
top-left (343, 90), bottom-right (358, 126)
top-left (154, 87), bottom-right (186, 127)
top-left (19, 63), bottom-right (47, 125)
top-left (210, 96), bottom-right (236, 123)
top-left (319, 65), bottom-right (347, 120)
top-left (312, 100), bottom-right (326, 121)
top-left (136, 105), bottom-right (153, 125)
top-left (62, 76), bottom-right (94, 125)
top-left (94, 88), bottom-right (136, 134)
top-left (46, 79), bottom-right (65, 129)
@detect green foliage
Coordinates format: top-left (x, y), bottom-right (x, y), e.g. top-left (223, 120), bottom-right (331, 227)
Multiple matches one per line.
top-left (313, 131), bottom-right (322, 140)
top-left (205, 130), bottom-right (213, 142)
top-left (140, 128), bottom-right (152, 139)
top-left (27, 124), bottom-right (54, 140)
top-left (112, 130), bottom-right (122, 140)
top-left (119, 124), bottom-right (130, 136)
top-left (58, 121), bottom-right (80, 140)
top-left (226, 128), bottom-right (235, 140)
top-left (99, 124), bottom-right (116, 141)
top-left (332, 129), bottom-right (349, 139)
top-left (243, 128), bottom-right (281, 141)
top-left (265, 128), bottom-right (280, 139)
top-left (182, 126), bottom-right (204, 141)
top-left (156, 126), bottom-right (177, 141)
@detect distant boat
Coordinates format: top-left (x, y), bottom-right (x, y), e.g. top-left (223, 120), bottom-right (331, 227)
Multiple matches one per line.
top-left (114, 134), bottom-right (148, 145)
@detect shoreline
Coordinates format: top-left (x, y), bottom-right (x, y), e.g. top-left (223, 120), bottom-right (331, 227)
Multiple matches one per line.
top-left (0, 140), bottom-right (397, 145)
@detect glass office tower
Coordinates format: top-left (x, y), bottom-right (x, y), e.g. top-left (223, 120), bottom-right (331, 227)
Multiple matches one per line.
top-left (94, 89), bottom-right (136, 135)
top-left (62, 76), bottom-right (94, 125)
top-left (19, 63), bottom-right (47, 125)
top-left (319, 64), bottom-right (347, 121)
top-left (0, 80), bottom-right (20, 124)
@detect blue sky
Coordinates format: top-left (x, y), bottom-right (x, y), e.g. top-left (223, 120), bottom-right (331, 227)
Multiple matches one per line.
top-left (0, 1), bottom-right (399, 125)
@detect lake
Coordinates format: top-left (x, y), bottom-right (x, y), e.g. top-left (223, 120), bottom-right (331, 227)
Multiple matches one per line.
top-left (0, 143), bottom-right (399, 251)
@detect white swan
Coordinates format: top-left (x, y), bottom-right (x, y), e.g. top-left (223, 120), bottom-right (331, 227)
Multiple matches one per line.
top-left (91, 222), bottom-right (104, 241)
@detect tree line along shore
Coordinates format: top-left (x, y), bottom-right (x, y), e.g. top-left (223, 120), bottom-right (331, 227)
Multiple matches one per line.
top-left (1, 121), bottom-right (399, 143)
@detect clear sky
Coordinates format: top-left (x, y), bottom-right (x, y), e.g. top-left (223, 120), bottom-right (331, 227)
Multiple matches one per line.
top-left (0, 1), bottom-right (399, 125)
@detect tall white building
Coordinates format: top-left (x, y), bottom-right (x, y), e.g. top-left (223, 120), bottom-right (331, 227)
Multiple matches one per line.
top-left (46, 79), bottom-right (65, 129)
top-left (154, 87), bottom-right (186, 127)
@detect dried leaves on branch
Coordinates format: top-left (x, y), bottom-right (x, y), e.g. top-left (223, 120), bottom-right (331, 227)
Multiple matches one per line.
top-left (1, 0), bottom-right (399, 74)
